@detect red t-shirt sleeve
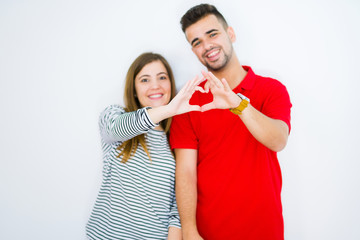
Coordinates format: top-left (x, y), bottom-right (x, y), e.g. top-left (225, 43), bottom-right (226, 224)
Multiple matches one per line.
top-left (260, 78), bottom-right (292, 132)
top-left (170, 112), bottom-right (198, 150)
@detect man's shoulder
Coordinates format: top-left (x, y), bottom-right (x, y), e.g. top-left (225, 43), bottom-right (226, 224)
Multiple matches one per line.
top-left (253, 74), bottom-right (288, 92)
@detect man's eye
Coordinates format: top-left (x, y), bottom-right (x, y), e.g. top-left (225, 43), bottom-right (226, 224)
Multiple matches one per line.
top-left (210, 33), bottom-right (217, 37)
top-left (193, 41), bottom-right (200, 47)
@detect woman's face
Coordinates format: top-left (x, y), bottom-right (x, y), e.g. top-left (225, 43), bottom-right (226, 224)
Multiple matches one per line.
top-left (134, 60), bottom-right (172, 108)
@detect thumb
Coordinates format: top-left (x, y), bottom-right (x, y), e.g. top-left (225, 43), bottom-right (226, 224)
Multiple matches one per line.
top-left (201, 102), bottom-right (215, 112)
top-left (204, 80), bottom-right (210, 93)
top-left (194, 86), bottom-right (206, 93)
top-left (189, 105), bottom-right (201, 112)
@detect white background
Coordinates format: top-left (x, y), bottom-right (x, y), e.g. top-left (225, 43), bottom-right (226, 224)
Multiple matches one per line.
top-left (1, 0), bottom-right (359, 239)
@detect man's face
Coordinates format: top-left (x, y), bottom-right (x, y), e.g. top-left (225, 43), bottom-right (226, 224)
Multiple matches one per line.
top-left (185, 14), bottom-right (235, 71)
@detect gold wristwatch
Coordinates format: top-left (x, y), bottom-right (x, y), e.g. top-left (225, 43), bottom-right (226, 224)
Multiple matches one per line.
top-left (230, 93), bottom-right (250, 115)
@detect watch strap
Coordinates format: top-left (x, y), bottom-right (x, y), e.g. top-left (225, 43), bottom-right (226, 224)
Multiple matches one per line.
top-left (230, 93), bottom-right (250, 115)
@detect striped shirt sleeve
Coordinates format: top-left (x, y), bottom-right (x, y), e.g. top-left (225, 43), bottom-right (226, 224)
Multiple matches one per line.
top-left (99, 105), bottom-right (158, 144)
top-left (169, 193), bottom-right (181, 228)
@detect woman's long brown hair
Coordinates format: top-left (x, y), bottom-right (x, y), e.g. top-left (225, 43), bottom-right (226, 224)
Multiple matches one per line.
top-left (117, 52), bottom-right (176, 163)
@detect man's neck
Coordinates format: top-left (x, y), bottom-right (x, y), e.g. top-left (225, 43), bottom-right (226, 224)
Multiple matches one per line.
top-left (212, 54), bottom-right (247, 90)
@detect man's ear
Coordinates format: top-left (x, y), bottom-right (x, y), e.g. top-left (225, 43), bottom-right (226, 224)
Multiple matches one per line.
top-left (227, 26), bottom-right (236, 43)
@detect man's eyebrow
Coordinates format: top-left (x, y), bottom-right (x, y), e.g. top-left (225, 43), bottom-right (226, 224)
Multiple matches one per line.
top-left (191, 38), bottom-right (199, 46)
top-left (206, 29), bottom-right (218, 35)
top-left (190, 29), bottom-right (219, 46)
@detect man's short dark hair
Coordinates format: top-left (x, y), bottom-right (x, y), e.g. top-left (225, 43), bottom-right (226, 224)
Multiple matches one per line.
top-left (180, 4), bottom-right (228, 33)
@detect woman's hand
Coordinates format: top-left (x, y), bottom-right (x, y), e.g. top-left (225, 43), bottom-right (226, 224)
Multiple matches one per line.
top-left (146, 76), bottom-right (205, 124)
top-left (167, 75), bottom-right (205, 115)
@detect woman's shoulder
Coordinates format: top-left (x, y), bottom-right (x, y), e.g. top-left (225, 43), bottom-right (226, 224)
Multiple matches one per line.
top-left (102, 104), bottom-right (126, 114)
top-left (99, 104), bottom-right (126, 123)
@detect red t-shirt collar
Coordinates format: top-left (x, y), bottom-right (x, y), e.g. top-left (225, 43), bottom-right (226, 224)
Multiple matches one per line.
top-left (233, 66), bottom-right (256, 92)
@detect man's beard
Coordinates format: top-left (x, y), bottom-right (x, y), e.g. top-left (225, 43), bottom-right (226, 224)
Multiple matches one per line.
top-left (204, 45), bottom-right (233, 71)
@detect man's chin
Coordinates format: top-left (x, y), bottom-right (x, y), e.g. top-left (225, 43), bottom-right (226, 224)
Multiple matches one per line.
top-left (206, 63), bottom-right (226, 71)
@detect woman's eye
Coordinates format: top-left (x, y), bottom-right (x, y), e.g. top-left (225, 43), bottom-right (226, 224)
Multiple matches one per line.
top-left (140, 78), bottom-right (148, 82)
top-left (160, 76), bottom-right (167, 80)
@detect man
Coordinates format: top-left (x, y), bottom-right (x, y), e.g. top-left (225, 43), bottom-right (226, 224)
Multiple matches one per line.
top-left (170, 4), bottom-right (292, 240)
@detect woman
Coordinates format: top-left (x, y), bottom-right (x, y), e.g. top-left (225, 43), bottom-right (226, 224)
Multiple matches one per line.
top-left (86, 52), bottom-right (203, 239)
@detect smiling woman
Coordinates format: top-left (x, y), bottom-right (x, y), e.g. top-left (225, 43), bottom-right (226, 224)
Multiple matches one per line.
top-left (135, 60), bottom-right (172, 109)
top-left (85, 52), bottom-right (203, 240)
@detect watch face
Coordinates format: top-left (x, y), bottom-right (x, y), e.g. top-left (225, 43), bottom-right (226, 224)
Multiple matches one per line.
top-left (237, 93), bottom-right (249, 102)
top-left (237, 93), bottom-right (244, 100)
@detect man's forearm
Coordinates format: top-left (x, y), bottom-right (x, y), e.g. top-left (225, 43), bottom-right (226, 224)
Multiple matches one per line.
top-left (176, 169), bottom-right (198, 235)
top-left (240, 104), bottom-right (289, 152)
top-left (175, 149), bottom-right (203, 239)
top-left (199, 71), bottom-right (289, 152)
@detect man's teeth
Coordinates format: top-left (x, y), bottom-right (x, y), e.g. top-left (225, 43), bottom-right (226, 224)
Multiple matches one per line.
top-left (149, 94), bottom-right (163, 98)
top-left (208, 50), bottom-right (219, 57)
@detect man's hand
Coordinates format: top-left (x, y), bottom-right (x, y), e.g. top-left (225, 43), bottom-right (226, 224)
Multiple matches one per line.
top-left (183, 231), bottom-right (204, 240)
top-left (200, 71), bottom-right (240, 112)
top-left (167, 226), bottom-right (182, 240)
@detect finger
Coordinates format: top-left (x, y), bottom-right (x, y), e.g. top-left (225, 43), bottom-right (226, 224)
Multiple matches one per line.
top-left (178, 79), bottom-right (190, 94)
top-left (201, 70), bottom-right (209, 79)
top-left (185, 76), bottom-right (207, 95)
top-left (194, 86), bottom-right (206, 93)
top-left (184, 76), bottom-right (204, 95)
top-left (191, 76), bottom-right (206, 89)
top-left (182, 75), bottom-right (199, 93)
top-left (208, 72), bottom-right (223, 89)
top-left (200, 71), bottom-right (212, 93)
top-left (221, 78), bottom-right (231, 91)
top-left (204, 80), bottom-right (210, 93)
top-left (197, 76), bottom-right (207, 86)
top-left (202, 70), bottom-right (220, 89)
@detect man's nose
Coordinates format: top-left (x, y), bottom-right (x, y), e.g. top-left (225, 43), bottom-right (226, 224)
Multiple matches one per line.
top-left (203, 39), bottom-right (214, 51)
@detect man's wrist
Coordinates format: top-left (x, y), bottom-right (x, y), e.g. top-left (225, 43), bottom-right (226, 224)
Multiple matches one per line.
top-left (230, 93), bottom-right (250, 115)
top-left (230, 92), bottom-right (242, 109)
top-left (183, 227), bottom-right (201, 239)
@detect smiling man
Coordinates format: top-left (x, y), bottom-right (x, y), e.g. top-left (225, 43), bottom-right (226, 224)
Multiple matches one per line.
top-left (170, 4), bottom-right (292, 240)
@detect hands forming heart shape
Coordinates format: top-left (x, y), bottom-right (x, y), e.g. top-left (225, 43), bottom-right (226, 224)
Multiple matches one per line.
top-left (169, 71), bottom-right (241, 115)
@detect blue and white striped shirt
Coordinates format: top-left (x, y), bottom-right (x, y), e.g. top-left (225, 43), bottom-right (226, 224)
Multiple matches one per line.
top-left (86, 105), bottom-right (181, 240)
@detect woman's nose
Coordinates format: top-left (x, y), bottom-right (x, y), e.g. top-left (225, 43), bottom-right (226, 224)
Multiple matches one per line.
top-left (150, 80), bottom-right (160, 89)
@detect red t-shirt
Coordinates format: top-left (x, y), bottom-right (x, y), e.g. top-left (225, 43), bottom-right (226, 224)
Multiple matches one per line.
top-left (170, 66), bottom-right (292, 240)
